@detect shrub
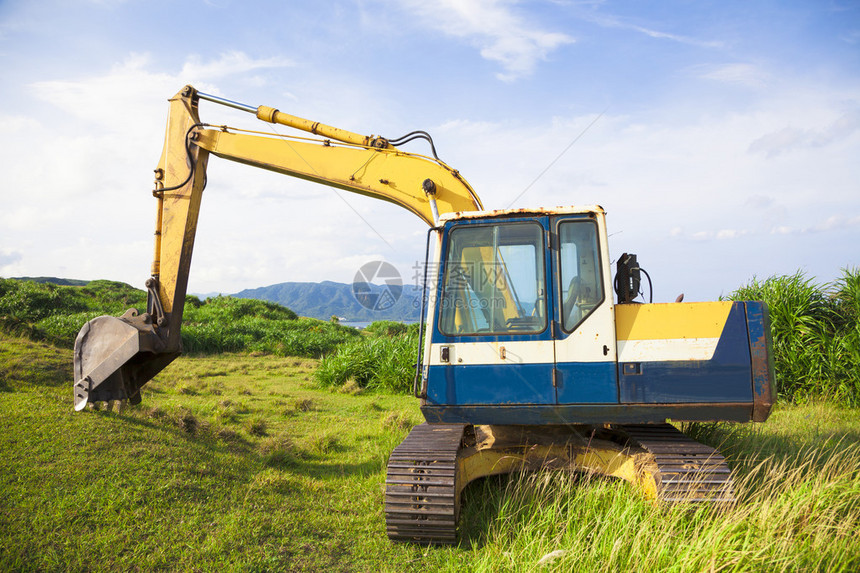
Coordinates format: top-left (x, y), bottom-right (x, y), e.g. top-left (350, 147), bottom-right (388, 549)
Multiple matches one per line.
top-left (315, 329), bottom-right (418, 393)
top-left (363, 320), bottom-right (409, 337)
top-left (0, 279), bottom-right (88, 322)
top-left (725, 268), bottom-right (860, 405)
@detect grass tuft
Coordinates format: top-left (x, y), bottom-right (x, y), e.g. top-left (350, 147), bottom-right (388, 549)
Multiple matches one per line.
top-left (303, 431), bottom-right (340, 455)
top-left (247, 417), bottom-right (268, 437)
top-left (382, 411), bottom-right (415, 431)
top-left (291, 398), bottom-right (314, 412)
top-left (215, 427), bottom-right (244, 444)
top-left (338, 378), bottom-right (362, 395)
top-left (259, 434), bottom-right (299, 467)
top-left (175, 409), bottom-right (198, 434)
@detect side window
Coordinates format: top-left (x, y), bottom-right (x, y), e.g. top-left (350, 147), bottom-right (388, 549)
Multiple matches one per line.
top-left (439, 222), bottom-right (546, 335)
top-left (558, 221), bottom-right (603, 331)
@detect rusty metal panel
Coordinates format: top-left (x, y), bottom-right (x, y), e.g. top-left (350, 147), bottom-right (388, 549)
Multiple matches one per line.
top-left (439, 204), bottom-right (605, 222)
top-left (745, 301), bottom-right (776, 422)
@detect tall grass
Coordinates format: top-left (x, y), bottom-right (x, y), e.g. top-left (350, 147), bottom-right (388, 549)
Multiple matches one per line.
top-left (315, 322), bottom-right (419, 393)
top-left (455, 440), bottom-right (860, 572)
top-left (725, 268), bottom-right (860, 405)
top-left (181, 316), bottom-right (359, 357)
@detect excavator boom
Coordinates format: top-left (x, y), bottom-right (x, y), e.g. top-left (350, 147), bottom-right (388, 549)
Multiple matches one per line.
top-left (73, 85), bottom-right (482, 411)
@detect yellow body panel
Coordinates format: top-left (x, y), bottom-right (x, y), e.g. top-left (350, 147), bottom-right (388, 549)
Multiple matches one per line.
top-left (615, 301), bottom-right (733, 341)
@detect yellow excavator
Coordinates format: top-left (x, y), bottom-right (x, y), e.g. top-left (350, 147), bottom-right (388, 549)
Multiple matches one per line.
top-left (74, 86), bottom-right (775, 544)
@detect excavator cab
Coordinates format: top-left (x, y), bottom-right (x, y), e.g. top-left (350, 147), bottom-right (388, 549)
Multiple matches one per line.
top-left (419, 207), bottom-right (618, 423)
top-left (418, 206), bottom-right (775, 426)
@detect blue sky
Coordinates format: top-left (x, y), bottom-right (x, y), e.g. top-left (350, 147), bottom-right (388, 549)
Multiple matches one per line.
top-left (1, 0), bottom-right (858, 301)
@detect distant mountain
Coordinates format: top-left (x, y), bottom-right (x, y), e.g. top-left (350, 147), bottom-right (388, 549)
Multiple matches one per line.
top-left (6, 276), bottom-right (423, 323)
top-left (192, 292), bottom-right (226, 301)
top-left (233, 280), bottom-right (423, 322)
top-left (10, 276), bottom-right (89, 286)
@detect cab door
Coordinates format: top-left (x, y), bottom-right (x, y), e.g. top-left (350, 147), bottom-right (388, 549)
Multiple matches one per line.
top-left (425, 217), bottom-right (556, 406)
top-left (551, 214), bottom-right (618, 404)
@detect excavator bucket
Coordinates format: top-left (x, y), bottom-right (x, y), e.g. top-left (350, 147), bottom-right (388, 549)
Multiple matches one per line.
top-left (72, 309), bottom-right (177, 411)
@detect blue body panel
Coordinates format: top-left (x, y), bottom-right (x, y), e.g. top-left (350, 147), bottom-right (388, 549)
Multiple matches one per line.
top-left (555, 362), bottom-right (618, 403)
top-left (618, 303), bottom-right (753, 404)
top-left (426, 363), bottom-right (554, 405)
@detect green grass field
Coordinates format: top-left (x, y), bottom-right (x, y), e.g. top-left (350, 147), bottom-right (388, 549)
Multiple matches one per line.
top-left (2, 333), bottom-right (859, 572)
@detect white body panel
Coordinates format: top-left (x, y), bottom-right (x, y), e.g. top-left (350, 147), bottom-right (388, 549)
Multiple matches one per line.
top-left (617, 338), bottom-right (721, 362)
top-left (428, 340), bottom-right (555, 366)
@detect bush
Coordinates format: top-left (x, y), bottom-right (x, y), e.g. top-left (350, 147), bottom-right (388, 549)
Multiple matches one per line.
top-left (36, 312), bottom-right (102, 346)
top-left (725, 268), bottom-right (860, 405)
top-left (0, 279), bottom-right (89, 322)
top-left (186, 295), bottom-right (297, 322)
top-left (315, 329), bottom-right (419, 393)
top-left (0, 279), bottom-right (357, 358)
top-left (363, 321), bottom-right (409, 337)
top-left (180, 314), bottom-right (359, 357)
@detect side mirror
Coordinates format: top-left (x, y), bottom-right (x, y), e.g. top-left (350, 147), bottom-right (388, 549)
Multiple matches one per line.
top-left (615, 253), bottom-right (640, 304)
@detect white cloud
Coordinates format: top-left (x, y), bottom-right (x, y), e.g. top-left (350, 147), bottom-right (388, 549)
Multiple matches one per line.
top-left (628, 24), bottom-right (722, 48)
top-left (0, 247), bottom-right (23, 272)
top-left (397, 0), bottom-right (573, 81)
top-left (842, 30), bottom-right (860, 44)
top-left (577, 11), bottom-right (723, 49)
top-left (716, 229), bottom-right (749, 240)
top-left (749, 109), bottom-right (860, 157)
top-left (0, 115), bottom-right (40, 132)
top-left (769, 215), bottom-right (860, 236)
top-left (30, 52), bottom-right (293, 130)
top-left (693, 63), bottom-right (769, 89)
top-left (179, 51), bottom-right (294, 81)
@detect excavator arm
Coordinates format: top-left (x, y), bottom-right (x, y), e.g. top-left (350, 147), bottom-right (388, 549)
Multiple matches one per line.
top-left (73, 85), bottom-right (483, 411)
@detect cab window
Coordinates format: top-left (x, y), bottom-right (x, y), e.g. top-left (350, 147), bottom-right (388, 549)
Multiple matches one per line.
top-left (439, 222), bottom-right (546, 335)
top-left (558, 221), bottom-right (603, 331)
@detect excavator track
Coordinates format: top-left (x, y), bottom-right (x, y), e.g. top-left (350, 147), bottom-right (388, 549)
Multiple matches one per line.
top-left (621, 423), bottom-right (736, 505)
top-left (384, 423), bottom-right (467, 545)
